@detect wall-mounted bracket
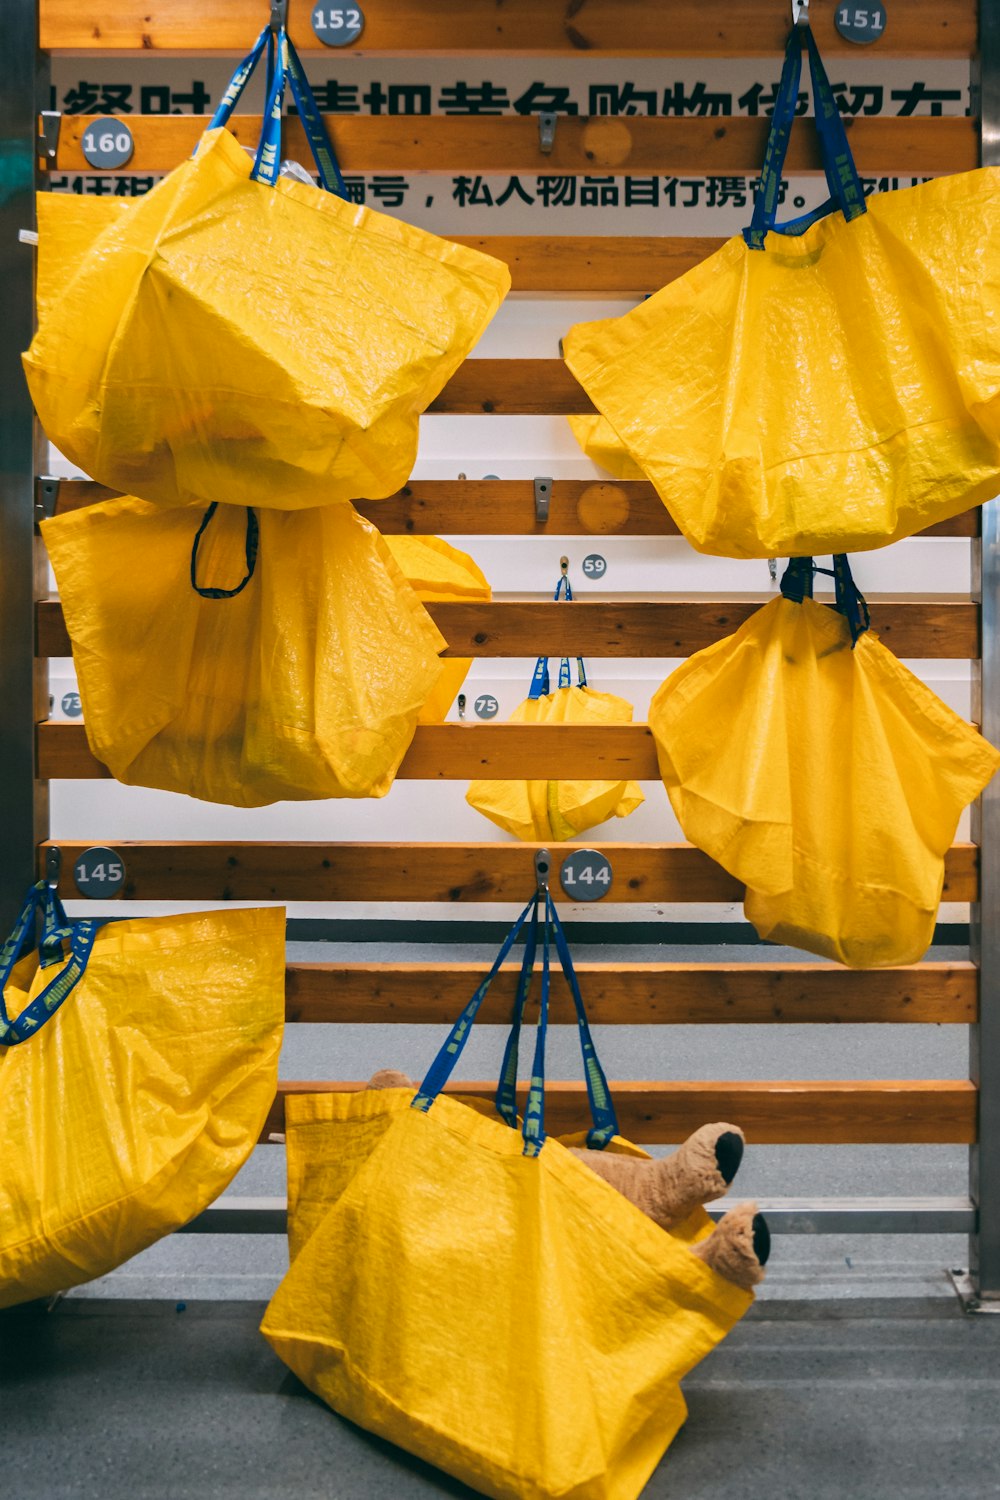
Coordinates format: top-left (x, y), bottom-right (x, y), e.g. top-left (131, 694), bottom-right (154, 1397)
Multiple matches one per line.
top-left (538, 112), bottom-right (557, 154)
top-left (534, 476), bottom-right (552, 525)
top-left (37, 110), bottom-right (60, 165)
top-left (34, 475), bottom-right (60, 525)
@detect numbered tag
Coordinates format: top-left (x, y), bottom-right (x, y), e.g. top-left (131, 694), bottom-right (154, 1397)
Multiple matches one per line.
top-left (474, 693), bottom-right (500, 720)
top-left (80, 118), bottom-right (135, 169)
top-left (73, 846), bottom-right (126, 899)
top-left (60, 691), bottom-right (82, 718)
top-left (311, 3), bottom-right (365, 45)
top-left (559, 849), bottom-right (613, 902)
top-left (582, 553), bottom-right (607, 581)
top-left (834, 3), bottom-right (887, 43)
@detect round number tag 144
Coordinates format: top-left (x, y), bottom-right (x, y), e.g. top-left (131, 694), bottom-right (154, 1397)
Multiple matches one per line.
top-left (559, 849), bottom-right (613, 902)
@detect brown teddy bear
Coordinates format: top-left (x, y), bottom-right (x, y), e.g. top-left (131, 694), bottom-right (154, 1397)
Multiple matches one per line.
top-left (367, 1070), bottom-right (769, 1291)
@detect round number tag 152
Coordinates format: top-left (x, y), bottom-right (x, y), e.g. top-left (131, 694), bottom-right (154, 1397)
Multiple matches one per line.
top-left (560, 849), bottom-right (613, 902)
top-left (311, 4), bottom-right (365, 45)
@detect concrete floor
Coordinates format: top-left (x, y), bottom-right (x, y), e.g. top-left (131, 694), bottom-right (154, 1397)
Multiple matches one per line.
top-left (2, 1298), bottom-right (999, 1500)
top-left (3, 939), bottom-right (996, 1496)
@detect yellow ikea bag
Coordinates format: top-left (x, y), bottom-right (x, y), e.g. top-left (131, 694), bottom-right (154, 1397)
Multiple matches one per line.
top-left (567, 415), bottom-right (646, 480)
top-left (649, 558), bottom-right (1000, 967)
top-left (0, 884), bottom-right (284, 1309)
top-left (563, 25), bottom-right (1000, 559)
top-left (42, 496), bottom-right (446, 806)
top-left (384, 535), bottom-right (491, 724)
top-left (466, 570), bottom-right (643, 840)
top-left (263, 890), bottom-right (751, 1499)
top-left (23, 24), bottom-right (510, 512)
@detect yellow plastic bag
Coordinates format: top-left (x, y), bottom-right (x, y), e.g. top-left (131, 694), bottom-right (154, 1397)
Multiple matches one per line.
top-left (649, 565), bottom-right (1000, 966)
top-left (0, 886), bottom-right (284, 1309)
top-left (563, 27), bottom-right (1000, 559)
top-left (384, 535), bottom-right (491, 724)
top-left (23, 26), bottom-right (510, 512)
top-left (467, 677), bottom-right (645, 840)
top-left (567, 415), bottom-right (646, 480)
top-left (42, 496), bottom-right (446, 806)
top-left (263, 893), bottom-right (750, 1500)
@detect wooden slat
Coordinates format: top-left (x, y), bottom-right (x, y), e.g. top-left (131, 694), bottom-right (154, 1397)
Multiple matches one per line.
top-left (284, 961), bottom-right (978, 1024)
top-left (50, 115), bottom-right (977, 178)
top-left (40, 0), bottom-right (977, 57)
top-left (456, 237), bottom-right (724, 295)
top-left (262, 1080), bottom-right (979, 1144)
top-left (35, 595), bottom-right (982, 661)
top-left (48, 477), bottom-right (983, 540)
top-left (36, 840), bottom-right (980, 904)
top-left (429, 360), bottom-right (591, 415)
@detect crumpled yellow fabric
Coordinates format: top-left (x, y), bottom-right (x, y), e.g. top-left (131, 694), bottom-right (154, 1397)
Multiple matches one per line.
top-left (384, 535), bottom-right (491, 725)
top-left (263, 1088), bottom-right (751, 1500)
top-left (466, 684), bottom-right (644, 841)
top-left (42, 496), bottom-right (446, 806)
top-left (563, 168), bottom-right (1000, 558)
top-left (24, 133), bottom-right (510, 510)
top-left (649, 595), bottom-right (1000, 966)
top-left (0, 898), bottom-right (284, 1309)
top-left (567, 415), bottom-right (646, 480)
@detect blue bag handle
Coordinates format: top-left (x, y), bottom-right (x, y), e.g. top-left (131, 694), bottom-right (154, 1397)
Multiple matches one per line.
top-left (413, 883), bottom-right (620, 1156)
top-left (190, 503), bottom-right (260, 600)
top-left (780, 553), bottom-right (870, 646)
top-left (744, 24), bottom-right (866, 248)
top-left (0, 882), bottom-right (101, 1047)
top-left (529, 570), bottom-right (588, 700)
top-left (204, 22), bottom-right (347, 197)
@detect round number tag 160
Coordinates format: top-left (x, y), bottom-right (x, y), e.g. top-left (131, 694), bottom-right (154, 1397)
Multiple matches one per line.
top-left (311, 3), bottom-right (365, 45)
top-left (73, 846), bottom-right (126, 899)
top-left (560, 849), bottom-right (613, 902)
top-left (80, 118), bottom-right (134, 169)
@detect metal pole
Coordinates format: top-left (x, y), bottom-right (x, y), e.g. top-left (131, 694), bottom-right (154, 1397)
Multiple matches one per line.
top-left (0, 0), bottom-right (49, 914)
top-left (970, 0), bottom-right (1000, 1301)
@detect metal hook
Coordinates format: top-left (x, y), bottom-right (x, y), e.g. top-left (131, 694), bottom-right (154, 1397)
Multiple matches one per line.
top-left (791, 0), bottom-right (810, 28)
top-left (45, 846), bottom-right (62, 890)
top-left (270, 0), bottom-right (288, 32)
top-left (457, 693), bottom-right (467, 721)
top-left (534, 848), bottom-right (551, 894)
top-left (559, 555), bottom-right (569, 575)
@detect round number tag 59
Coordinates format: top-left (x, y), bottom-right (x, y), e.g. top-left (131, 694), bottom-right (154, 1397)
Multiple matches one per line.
top-left (559, 849), bottom-right (613, 902)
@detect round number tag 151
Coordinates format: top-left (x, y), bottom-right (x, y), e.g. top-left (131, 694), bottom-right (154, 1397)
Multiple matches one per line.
top-left (73, 847), bottom-right (126, 899)
top-left (835, 3), bottom-right (886, 43)
top-left (560, 849), bottom-right (613, 902)
top-left (311, 3), bottom-right (365, 45)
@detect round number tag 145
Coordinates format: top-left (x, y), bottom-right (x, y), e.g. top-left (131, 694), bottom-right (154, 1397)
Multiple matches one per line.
top-left (73, 846), bottom-right (126, 899)
top-left (560, 849), bottom-right (613, 902)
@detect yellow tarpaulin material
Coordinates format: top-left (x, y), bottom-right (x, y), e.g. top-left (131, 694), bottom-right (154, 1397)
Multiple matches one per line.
top-left (42, 496), bottom-right (446, 806)
top-left (263, 892), bottom-right (751, 1499)
top-left (649, 590), bottom-right (1000, 966)
top-left (24, 110), bottom-right (509, 510)
top-left (384, 535), bottom-right (491, 725)
top-left (567, 415), bottom-right (646, 481)
top-left (466, 682), bottom-right (644, 841)
top-left (563, 23), bottom-right (1000, 559)
top-left (1, 891), bottom-right (284, 1309)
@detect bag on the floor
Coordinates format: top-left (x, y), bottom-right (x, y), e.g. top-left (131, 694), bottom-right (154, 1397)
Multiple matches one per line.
top-left (562, 24), bottom-right (1000, 559)
top-left (466, 570), bottom-right (643, 840)
top-left (384, 535), bottom-right (491, 724)
top-left (0, 883), bottom-right (284, 1309)
top-left (23, 22), bottom-right (510, 512)
top-left (42, 496), bottom-right (445, 806)
top-left (263, 887), bottom-right (752, 1499)
top-left (649, 557), bottom-right (1000, 966)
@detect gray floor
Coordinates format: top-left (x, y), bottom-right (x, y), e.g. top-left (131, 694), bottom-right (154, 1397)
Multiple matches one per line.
top-left (4, 939), bottom-right (996, 1496)
top-left (2, 1298), bottom-right (999, 1500)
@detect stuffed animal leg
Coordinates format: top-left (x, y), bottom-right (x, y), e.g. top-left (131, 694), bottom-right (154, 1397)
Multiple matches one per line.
top-left (364, 1072), bottom-right (769, 1289)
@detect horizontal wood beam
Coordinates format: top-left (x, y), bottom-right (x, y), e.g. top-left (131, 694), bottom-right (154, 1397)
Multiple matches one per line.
top-left (37, 839), bottom-right (980, 904)
top-left (283, 961), bottom-right (978, 1024)
top-left (48, 115), bottom-right (977, 178)
top-left (36, 595), bottom-right (982, 661)
top-left (46, 477), bottom-right (982, 540)
top-left (262, 1079), bottom-right (979, 1144)
top-left (39, 0), bottom-right (976, 56)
